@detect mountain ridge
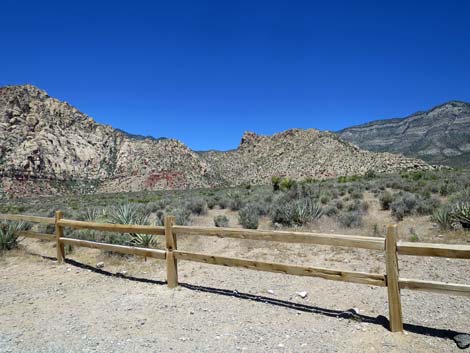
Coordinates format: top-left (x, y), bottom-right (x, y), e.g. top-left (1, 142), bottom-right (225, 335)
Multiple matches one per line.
top-left (0, 84), bottom-right (435, 197)
top-left (338, 101), bottom-right (470, 167)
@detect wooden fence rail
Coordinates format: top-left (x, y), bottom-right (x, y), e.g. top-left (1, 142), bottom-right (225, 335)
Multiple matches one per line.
top-left (2, 211), bottom-right (470, 333)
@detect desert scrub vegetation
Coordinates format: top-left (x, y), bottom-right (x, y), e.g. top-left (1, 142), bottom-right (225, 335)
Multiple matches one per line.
top-left (0, 221), bottom-right (31, 251)
top-left (238, 205), bottom-right (260, 229)
top-left (270, 197), bottom-right (322, 226)
top-left (213, 215), bottom-right (229, 228)
top-left (1, 169), bottom-right (470, 238)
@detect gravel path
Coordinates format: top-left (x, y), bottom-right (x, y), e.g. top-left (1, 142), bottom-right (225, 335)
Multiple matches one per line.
top-left (1, 238), bottom-right (469, 353)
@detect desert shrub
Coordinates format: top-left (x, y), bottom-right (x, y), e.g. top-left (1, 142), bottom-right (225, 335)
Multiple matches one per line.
top-left (408, 227), bottom-right (419, 242)
top-left (157, 208), bottom-right (191, 226)
top-left (390, 193), bottom-right (416, 221)
top-left (218, 198), bottom-right (229, 209)
top-left (207, 198), bottom-right (216, 209)
top-left (228, 193), bottom-right (244, 211)
top-left (415, 196), bottom-right (440, 215)
top-left (238, 205), bottom-right (259, 229)
top-left (214, 215), bottom-right (229, 228)
top-left (0, 221), bottom-right (31, 251)
top-left (186, 198), bottom-right (208, 215)
top-left (390, 192), bottom-right (439, 221)
top-left (144, 201), bottom-right (165, 214)
top-left (271, 176), bottom-right (281, 191)
top-left (350, 190), bottom-right (363, 200)
top-left (361, 201), bottom-right (370, 213)
top-left (270, 197), bottom-right (322, 226)
top-left (379, 191), bottom-right (393, 210)
top-left (372, 223), bottom-right (381, 237)
top-left (335, 199), bottom-right (344, 210)
top-left (80, 207), bottom-right (101, 222)
top-left (324, 205), bottom-right (338, 217)
top-left (452, 202), bottom-right (470, 229)
top-left (280, 177), bottom-right (296, 191)
top-left (108, 203), bottom-right (149, 225)
top-left (128, 234), bottom-right (158, 248)
top-left (107, 203), bottom-right (161, 248)
top-left (431, 208), bottom-right (452, 230)
top-left (320, 194), bottom-right (329, 204)
top-left (338, 211), bottom-right (362, 228)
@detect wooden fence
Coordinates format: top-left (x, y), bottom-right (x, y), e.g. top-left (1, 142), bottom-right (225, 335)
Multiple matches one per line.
top-left (2, 211), bottom-right (470, 333)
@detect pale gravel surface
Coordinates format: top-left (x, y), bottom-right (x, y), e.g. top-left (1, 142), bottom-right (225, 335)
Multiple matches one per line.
top-left (1, 234), bottom-right (469, 353)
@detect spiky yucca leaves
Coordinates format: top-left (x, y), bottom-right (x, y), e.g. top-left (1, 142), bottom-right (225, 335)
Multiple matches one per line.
top-left (127, 233), bottom-right (158, 248)
top-left (270, 197), bottom-right (322, 226)
top-left (82, 207), bottom-right (102, 222)
top-left (108, 203), bottom-right (149, 226)
top-left (431, 208), bottom-right (452, 230)
top-left (452, 202), bottom-right (470, 228)
top-left (0, 221), bottom-right (31, 251)
top-left (107, 203), bottom-right (157, 248)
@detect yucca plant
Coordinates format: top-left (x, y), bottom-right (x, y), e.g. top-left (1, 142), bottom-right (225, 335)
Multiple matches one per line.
top-left (108, 203), bottom-right (149, 227)
top-left (431, 208), bottom-right (452, 230)
top-left (452, 202), bottom-right (470, 229)
top-left (107, 203), bottom-right (157, 249)
top-left (0, 221), bottom-right (30, 251)
top-left (291, 198), bottom-right (323, 225)
top-left (127, 234), bottom-right (158, 248)
top-left (83, 207), bottom-right (101, 222)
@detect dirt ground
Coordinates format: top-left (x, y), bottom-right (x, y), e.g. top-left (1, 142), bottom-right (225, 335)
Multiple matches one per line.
top-left (1, 215), bottom-right (469, 353)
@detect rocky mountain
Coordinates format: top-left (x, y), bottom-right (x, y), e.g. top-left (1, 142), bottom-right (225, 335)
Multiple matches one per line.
top-left (338, 101), bottom-right (470, 167)
top-left (199, 129), bottom-right (430, 185)
top-left (0, 84), bottom-right (432, 197)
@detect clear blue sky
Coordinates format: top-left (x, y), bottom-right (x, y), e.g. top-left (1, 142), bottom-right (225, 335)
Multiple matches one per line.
top-left (1, 0), bottom-right (469, 151)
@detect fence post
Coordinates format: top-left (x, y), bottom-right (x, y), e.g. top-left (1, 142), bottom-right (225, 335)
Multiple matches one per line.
top-left (55, 210), bottom-right (65, 264)
top-left (385, 224), bottom-right (403, 332)
top-left (165, 215), bottom-right (178, 288)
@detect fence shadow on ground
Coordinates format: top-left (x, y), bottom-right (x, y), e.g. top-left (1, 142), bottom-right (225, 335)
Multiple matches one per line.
top-left (30, 252), bottom-right (466, 345)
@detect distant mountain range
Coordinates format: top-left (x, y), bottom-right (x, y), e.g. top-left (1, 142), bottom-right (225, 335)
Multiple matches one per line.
top-left (338, 101), bottom-right (470, 167)
top-left (0, 84), bottom-right (453, 196)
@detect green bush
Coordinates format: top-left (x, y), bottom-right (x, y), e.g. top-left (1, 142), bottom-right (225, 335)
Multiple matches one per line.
top-left (238, 205), bottom-right (259, 229)
top-left (0, 221), bottom-right (31, 251)
top-left (431, 208), bottom-right (452, 230)
top-left (108, 203), bottom-right (149, 225)
top-left (214, 215), bottom-right (229, 228)
top-left (271, 176), bottom-right (281, 191)
top-left (186, 198), bottom-right (208, 215)
top-left (270, 197), bottom-right (322, 226)
top-left (452, 202), bottom-right (470, 229)
top-left (280, 177), bottom-right (296, 191)
top-left (379, 191), bottom-right (393, 210)
top-left (338, 211), bottom-right (362, 228)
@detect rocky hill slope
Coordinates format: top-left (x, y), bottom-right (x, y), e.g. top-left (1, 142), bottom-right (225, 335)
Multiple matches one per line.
top-left (199, 129), bottom-right (430, 185)
top-left (338, 101), bottom-right (470, 167)
top-left (0, 84), bottom-right (431, 196)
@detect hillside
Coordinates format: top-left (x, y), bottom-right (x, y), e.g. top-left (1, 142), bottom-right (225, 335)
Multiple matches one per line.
top-left (0, 84), bottom-right (431, 196)
top-left (199, 129), bottom-right (430, 185)
top-left (338, 101), bottom-right (470, 167)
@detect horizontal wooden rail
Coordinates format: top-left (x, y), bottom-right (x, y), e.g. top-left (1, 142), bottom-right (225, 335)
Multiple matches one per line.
top-left (58, 219), bottom-right (165, 236)
top-left (16, 231), bottom-right (55, 241)
top-left (0, 214), bottom-right (55, 224)
top-left (173, 250), bottom-right (386, 287)
top-left (399, 278), bottom-right (470, 297)
top-left (60, 238), bottom-right (166, 259)
top-left (398, 242), bottom-right (470, 259)
top-left (173, 226), bottom-right (385, 251)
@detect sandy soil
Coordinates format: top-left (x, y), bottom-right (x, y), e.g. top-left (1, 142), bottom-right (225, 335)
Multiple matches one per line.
top-left (1, 220), bottom-right (469, 353)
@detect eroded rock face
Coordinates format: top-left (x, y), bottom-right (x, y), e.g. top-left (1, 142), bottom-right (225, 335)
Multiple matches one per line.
top-left (200, 129), bottom-right (432, 186)
top-left (338, 101), bottom-right (470, 167)
top-left (0, 84), bottom-right (119, 179)
top-left (0, 84), bottom-right (434, 197)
